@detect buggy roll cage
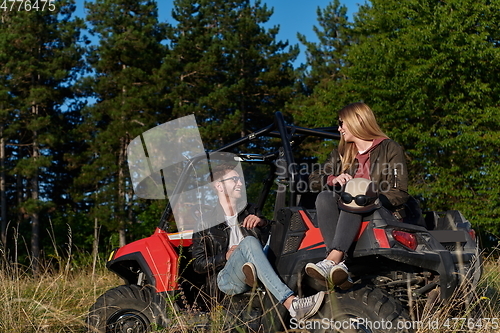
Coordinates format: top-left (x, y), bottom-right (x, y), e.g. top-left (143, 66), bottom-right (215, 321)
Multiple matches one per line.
top-left (157, 111), bottom-right (340, 231)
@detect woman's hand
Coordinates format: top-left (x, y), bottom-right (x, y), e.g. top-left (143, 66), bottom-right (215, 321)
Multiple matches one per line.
top-left (331, 173), bottom-right (352, 186)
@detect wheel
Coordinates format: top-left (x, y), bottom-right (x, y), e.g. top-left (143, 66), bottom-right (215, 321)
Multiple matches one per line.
top-left (307, 285), bottom-right (413, 333)
top-left (87, 285), bottom-right (168, 333)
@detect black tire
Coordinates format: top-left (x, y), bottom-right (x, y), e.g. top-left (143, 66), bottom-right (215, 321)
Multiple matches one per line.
top-left (87, 285), bottom-right (168, 333)
top-left (307, 285), bottom-right (413, 333)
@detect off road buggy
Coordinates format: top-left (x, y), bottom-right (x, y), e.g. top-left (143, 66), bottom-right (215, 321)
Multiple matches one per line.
top-left (88, 112), bottom-right (481, 333)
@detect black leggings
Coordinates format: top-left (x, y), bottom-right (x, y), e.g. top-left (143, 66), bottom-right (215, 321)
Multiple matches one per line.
top-left (315, 191), bottom-right (363, 255)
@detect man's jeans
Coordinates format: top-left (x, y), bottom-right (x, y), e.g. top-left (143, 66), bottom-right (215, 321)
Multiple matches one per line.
top-left (217, 236), bottom-right (294, 303)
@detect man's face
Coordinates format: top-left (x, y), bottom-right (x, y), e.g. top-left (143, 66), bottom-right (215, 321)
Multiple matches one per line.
top-left (216, 170), bottom-right (244, 200)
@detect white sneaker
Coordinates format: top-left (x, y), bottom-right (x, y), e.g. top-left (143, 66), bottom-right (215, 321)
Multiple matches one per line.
top-left (305, 259), bottom-right (349, 287)
top-left (305, 259), bottom-right (334, 281)
top-left (290, 291), bottom-right (325, 321)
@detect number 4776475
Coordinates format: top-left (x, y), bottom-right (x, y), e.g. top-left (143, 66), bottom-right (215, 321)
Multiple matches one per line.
top-left (1, 0), bottom-right (56, 12)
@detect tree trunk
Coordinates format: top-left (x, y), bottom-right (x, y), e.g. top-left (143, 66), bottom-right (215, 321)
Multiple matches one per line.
top-left (0, 125), bottom-right (6, 247)
top-left (30, 173), bottom-right (41, 275)
top-left (15, 150), bottom-right (23, 267)
top-left (118, 75), bottom-right (128, 248)
top-left (31, 104), bottom-right (40, 276)
top-left (92, 216), bottom-right (99, 276)
top-left (118, 136), bottom-right (126, 247)
top-left (92, 185), bottom-right (100, 276)
top-left (16, 173), bottom-right (22, 225)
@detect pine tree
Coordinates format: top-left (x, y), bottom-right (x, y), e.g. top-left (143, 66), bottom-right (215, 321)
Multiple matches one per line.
top-left (297, 0), bottom-right (353, 93)
top-left (163, 0), bottom-right (299, 148)
top-left (80, 0), bottom-right (168, 246)
top-left (0, 1), bottom-right (85, 271)
top-left (289, 0), bottom-right (354, 144)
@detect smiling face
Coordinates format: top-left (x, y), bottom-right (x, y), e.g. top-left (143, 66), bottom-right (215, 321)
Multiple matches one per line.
top-left (338, 118), bottom-right (355, 142)
top-left (215, 169), bottom-right (244, 201)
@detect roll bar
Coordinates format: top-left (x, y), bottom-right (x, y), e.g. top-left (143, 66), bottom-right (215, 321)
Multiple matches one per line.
top-left (157, 112), bottom-right (339, 231)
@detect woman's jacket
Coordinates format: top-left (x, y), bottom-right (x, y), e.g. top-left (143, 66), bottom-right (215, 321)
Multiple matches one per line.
top-left (308, 139), bottom-right (409, 210)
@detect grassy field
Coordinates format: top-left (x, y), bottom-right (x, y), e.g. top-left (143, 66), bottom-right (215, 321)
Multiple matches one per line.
top-left (414, 256), bottom-right (500, 333)
top-left (1, 253), bottom-right (499, 333)
top-left (0, 260), bottom-right (122, 333)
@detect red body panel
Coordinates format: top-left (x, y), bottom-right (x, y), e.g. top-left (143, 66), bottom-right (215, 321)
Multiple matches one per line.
top-left (354, 221), bottom-right (370, 241)
top-left (373, 228), bottom-right (391, 248)
top-left (298, 210), bottom-right (326, 250)
top-left (112, 228), bottom-right (179, 292)
top-left (297, 210), bottom-right (371, 250)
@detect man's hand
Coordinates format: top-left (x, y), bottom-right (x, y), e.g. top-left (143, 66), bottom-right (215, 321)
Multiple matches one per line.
top-left (242, 214), bottom-right (265, 229)
top-left (226, 245), bottom-right (238, 260)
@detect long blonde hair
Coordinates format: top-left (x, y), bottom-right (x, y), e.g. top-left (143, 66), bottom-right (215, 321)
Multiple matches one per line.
top-left (338, 102), bottom-right (389, 172)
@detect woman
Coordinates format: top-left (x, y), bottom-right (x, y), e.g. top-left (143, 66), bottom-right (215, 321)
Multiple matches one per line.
top-left (306, 102), bottom-right (409, 287)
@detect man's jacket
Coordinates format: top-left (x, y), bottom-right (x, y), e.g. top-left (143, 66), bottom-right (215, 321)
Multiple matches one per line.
top-left (191, 203), bottom-right (269, 276)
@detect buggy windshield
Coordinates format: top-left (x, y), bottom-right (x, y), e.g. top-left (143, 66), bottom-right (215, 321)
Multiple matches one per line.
top-left (127, 115), bottom-right (247, 232)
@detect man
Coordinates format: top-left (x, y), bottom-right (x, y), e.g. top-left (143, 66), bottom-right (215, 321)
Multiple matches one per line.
top-left (192, 163), bottom-right (324, 321)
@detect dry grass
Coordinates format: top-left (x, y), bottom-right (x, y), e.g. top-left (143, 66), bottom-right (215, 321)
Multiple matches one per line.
top-left (413, 253), bottom-right (500, 333)
top-left (0, 262), bottom-right (121, 333)
top-left (0, 254), bottom-right (499, 333)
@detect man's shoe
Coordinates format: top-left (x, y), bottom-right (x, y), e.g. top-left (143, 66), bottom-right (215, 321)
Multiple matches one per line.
top-left (242, 262), bottom-right (257, 287)
top-left (291, 291), bottom-right (325, 321)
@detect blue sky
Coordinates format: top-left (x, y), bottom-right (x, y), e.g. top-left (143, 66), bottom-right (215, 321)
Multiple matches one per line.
top-left (74, 0), bottom-right (364, 67)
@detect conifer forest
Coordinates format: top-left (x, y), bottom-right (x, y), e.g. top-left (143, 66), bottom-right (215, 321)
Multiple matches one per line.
top-left (1, 0), bottom-right (500, 274)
